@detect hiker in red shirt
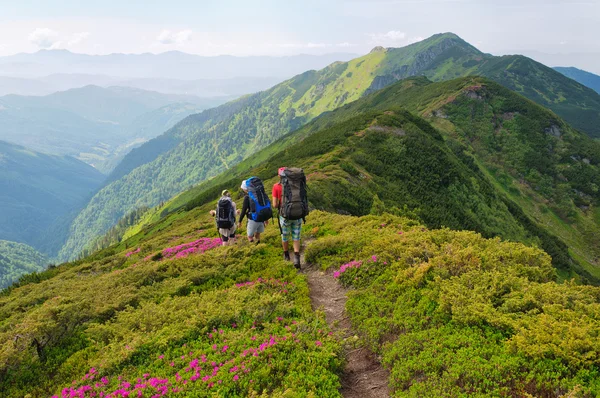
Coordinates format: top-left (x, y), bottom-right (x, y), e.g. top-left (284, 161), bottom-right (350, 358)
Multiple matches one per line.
top-left (272, 167), bottom-right (308, 269)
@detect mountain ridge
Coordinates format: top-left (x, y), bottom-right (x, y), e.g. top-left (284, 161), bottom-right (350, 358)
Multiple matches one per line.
top-left (58, 32), bottom-right (600, 260)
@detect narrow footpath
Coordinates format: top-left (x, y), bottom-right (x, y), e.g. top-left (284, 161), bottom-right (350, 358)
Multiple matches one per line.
top-left (301, 249), bottom-right (390, 398)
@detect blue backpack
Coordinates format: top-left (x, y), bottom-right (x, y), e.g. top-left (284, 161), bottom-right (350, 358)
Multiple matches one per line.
top-left (246, 177), bottom-right (273, 222)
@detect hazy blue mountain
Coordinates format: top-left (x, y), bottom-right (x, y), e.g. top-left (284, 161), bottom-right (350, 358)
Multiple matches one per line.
top-left (0, 140), bottom-right (104, 254)
top-left (0, 74), bottom-right (283, 98)
top-left (523, 50), bottom-right (600, 76)
top-left (554, 67), bottom-right (600, 94)
top-left (0, 86), bottom-right (226, 170)
top-left (0, 76), bottom-right (56, 96)
top-left (0, 50), bottom-right (358, 80)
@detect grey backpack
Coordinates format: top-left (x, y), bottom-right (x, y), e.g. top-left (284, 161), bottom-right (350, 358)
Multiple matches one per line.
top-left (280, 168), bottom-right (308, 221)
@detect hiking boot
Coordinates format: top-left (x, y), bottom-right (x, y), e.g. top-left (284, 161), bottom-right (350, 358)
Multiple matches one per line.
top-left (293, 253), bottom-right (301, 270)
top-left (284, 251), bottom-right (291, 261)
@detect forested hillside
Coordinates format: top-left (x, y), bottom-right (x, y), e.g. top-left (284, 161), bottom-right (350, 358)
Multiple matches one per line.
top-left (0, 140), bottom-right (105, 255)
top-left (0, 241), bottom-right (47, 289)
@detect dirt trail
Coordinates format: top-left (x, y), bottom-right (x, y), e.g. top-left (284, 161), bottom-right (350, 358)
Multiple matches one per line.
top-left (301, 249), bottom-right (390, 398)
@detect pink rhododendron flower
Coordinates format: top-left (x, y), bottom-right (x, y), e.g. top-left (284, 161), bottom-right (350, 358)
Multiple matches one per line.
top-left (125, 248), bottom-right (140, 257)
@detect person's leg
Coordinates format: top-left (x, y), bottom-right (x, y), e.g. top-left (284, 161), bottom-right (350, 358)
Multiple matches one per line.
top-left (247, 220), bottom-right (256, 242)
top-left (280, 216), bottom-right (291, 260)
top-left (229, 233), bottom-right (236, 245)
top-left (291, 219), bottom-right (302, 269)
top-left (254, 221), bottom-right (265, 244)
top-left (221, 234), bottom-right (229, 246)
top-left (246, 220), bottom-right (253, 242)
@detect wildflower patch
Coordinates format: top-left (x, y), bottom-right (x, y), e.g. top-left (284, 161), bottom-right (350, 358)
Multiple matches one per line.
top-left (161, 238), bottom-right (222, 259)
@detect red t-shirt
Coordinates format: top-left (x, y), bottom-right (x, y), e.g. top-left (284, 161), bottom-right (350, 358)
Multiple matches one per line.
top-left (272, 183), bottom-right (282, 207)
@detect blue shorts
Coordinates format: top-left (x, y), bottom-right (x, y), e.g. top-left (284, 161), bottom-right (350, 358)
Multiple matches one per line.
top-left (247, 219), bottom-right (265, 237)
top-left (280, 216), bottom-right (302, 242)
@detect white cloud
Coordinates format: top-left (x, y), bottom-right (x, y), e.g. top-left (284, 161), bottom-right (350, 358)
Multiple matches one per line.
top-left (406, 36), bottom-right (424, 45)
top-left (29, 28), bottom-right (60, 49)
top-left (68, 32), bottom-right (90, 46)
top-left (368, 30), bottom-right (412, 47)
top-left (336, 42), bottom-right (353, 48)
top-left (369, 30), bottom-right (406, 43)
top-left (156, 29), bottom-right (193, 45)
top-left (278, 42), bottom-right (333, 49)
top-left (307, 42), bottom-right (329, 48)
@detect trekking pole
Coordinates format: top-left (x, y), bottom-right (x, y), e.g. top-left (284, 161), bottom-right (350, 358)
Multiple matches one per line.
top-left (276, 210), bottom-right (283, 235)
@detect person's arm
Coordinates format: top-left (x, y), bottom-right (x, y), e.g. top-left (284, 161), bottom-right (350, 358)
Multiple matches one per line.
top-left (272, 184), bottom-right (280, 209)
top-left (239, 196), bottom-right (249, 224)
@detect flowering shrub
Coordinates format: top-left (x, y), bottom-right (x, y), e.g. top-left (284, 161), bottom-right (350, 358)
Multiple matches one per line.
top-left (0, 218), bottom-right (342, 398)
top-left (124, 248), bottom-right (140, 257)
top-left (332, 260), bottom-right (362, 278)
top-left (304, 211), bottom-right (600, 396)
top-left (53, 318), bottom-right (339, 397)
top-left (161, 238), bottom-right (222, 259)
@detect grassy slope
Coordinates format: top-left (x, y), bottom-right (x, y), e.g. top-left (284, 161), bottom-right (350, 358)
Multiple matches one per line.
top-left (60, 32), bottom-right (600, 262)
top-left (0, 240), bottom-right (47, 289)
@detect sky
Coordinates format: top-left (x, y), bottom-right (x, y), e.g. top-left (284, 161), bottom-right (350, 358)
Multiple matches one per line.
top-left (0, 0), bottom-right (598, 63)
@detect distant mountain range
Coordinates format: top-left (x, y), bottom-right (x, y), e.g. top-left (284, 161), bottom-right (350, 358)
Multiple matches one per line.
top-left (554, 67), bottom-right (600, 94)
top-left (0, 50), bottom-right (358, 80)
top-left (0, 140), bottom-right (104, 256)
top-left (523, 50), bottom-right (600, 76)
top-left (0, 74), bottom-right (284, 98)
top-left (57, 32), bottom-right (600, 261)
top-left (0, 86), bottom-right (227, 172)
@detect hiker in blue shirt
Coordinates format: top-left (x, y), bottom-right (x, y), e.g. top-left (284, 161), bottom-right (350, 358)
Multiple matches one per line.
top-left (239, 179), bottom-right (271, 244)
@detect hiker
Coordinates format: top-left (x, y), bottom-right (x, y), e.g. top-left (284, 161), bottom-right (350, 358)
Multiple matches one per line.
top-left (239, 177), bottom-right (272, 244)
top-left (210, 190), bottom-right (238, 246)
top-left (272, 167), bottom-right (309, 269)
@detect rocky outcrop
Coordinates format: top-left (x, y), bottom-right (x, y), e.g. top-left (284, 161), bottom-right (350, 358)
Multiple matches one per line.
top-left (364, 75), bottom-right (397, 95)
top-left (432, 109), bottom-right (448, 119)
top-left (465, 90), bottom-right (483, 100)
top-left (545, 125), bottom-right (562, 138)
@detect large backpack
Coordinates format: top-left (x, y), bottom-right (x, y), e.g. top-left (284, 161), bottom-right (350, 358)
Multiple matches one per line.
top-left (247, 177), bottom-right (273, 222)
top-left (280, 168), bottom-right (309, 221)
top-left (216, 197), bottom-right (235, 229)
